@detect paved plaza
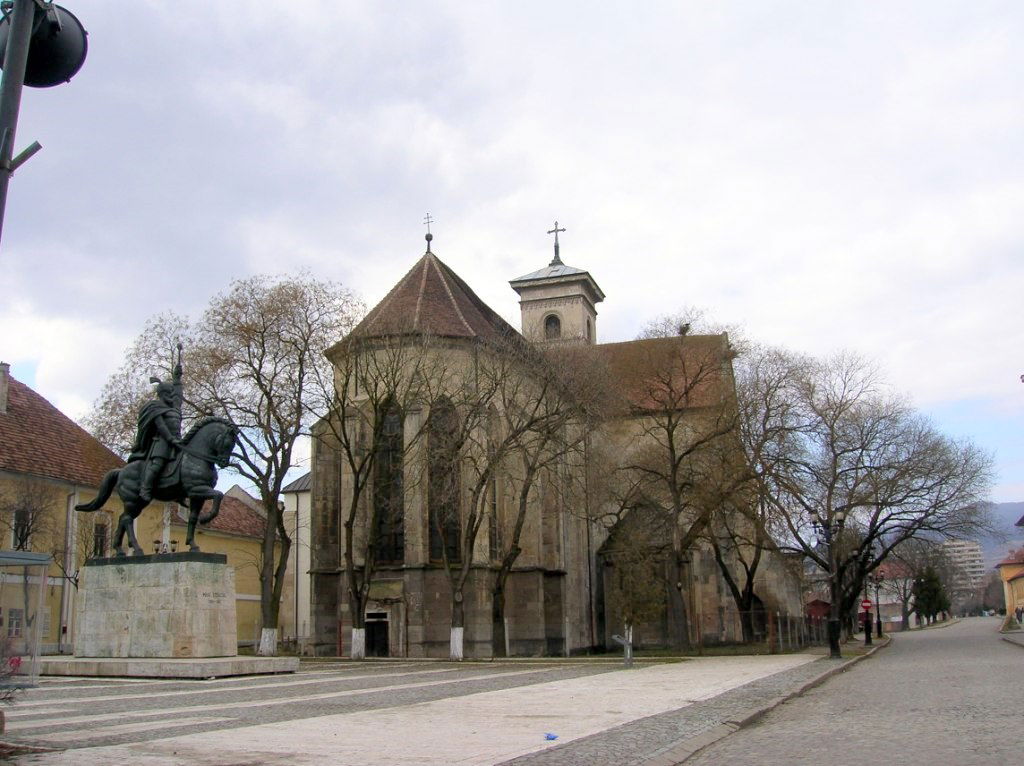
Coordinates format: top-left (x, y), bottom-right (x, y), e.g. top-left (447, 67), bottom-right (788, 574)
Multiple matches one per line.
top-left (5, 619), bottom-right (1011, 765)
top-left (7, 653), bottom-right (818, 765)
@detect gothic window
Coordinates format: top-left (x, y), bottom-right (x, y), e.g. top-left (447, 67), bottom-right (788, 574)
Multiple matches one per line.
top-left (428, 398), bottom-right (461, 563)
top-left (586, 317), bottom-right (593, 342)
top-left (486, 407), bottom-right (501, 562)
top-left (544, 314), bottom-right (561, 340)
top-left (373, 400), bottom-right (404, 564)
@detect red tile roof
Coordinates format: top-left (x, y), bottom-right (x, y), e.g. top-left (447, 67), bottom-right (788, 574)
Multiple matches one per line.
top-left (341, 251), bottom-right (520, 345)
top-left (0, 375), bottom-right (124, 487)
top-left (173, 493), bottom-right (266, 540)
top-left (876, 559), bottom-right (913, 580)
top-left (997, 549), bottom-right (1024, 567)
top-left (593, 335), bottom-right (731, 414)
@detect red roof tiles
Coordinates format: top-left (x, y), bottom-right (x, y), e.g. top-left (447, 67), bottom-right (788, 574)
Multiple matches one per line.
top-left (594, 335), bottom-right (731, 413)
top-left (173, 493), bottom-right (266, 540)
top-left (0, 374), bottom-right (124, 488)
top-left (345, 252), bottom-right (520, 343)
top-left (997, 549), bottom-right (1024, 567)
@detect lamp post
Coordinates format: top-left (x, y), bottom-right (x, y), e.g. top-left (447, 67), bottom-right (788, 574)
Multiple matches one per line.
top-left (870, 571), bottom-right (884, 638)
top-left (826, 509), bottom-right (847, 659)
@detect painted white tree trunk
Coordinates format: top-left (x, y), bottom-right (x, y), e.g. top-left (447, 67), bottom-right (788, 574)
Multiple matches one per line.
top-left (257, 627), bottom-right (278, 657)
top-left (503, 617), bottom-right (511, 658)
top-left (350, 627), bottom-right (366, 659)
top-left (450, 626), bottom-right (464, 660)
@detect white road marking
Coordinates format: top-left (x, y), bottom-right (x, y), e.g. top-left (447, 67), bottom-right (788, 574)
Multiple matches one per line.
top-left (32, 716), bottom-right (237, 744)
top-left (13, 665), bottom-right (466, 709)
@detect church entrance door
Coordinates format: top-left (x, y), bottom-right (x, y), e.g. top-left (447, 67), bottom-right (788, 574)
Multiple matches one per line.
top-left (366, 611), bottom-right (389, 657)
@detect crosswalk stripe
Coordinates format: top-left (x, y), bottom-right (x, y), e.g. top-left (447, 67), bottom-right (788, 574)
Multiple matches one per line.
top-left (13, 665), bottom-right (465, 709)
top-left (31, 716), bottom-right (237, 744)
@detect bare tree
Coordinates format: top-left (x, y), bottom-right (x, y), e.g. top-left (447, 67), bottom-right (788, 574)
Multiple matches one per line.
top-left (608, 333), bottom-right (740, 649)
top-left (316, 335), bottom-right (442, 658)
top-left (423, 336), bottom-right (565, 660)
top-left (0, 477), bottom-right (55, 552)
top-left (752, 351), bottom-right (993, 656)
top-left (488, 344), bottom-right (608, 656)
top-left (87, 275), bottom-right (363, 656)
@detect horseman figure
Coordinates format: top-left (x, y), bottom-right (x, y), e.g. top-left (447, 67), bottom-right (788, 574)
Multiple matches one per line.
top-left (132, 344), bottom-right (184, 503)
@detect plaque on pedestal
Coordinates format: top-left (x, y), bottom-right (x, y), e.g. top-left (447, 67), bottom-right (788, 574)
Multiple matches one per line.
top-left (74, 552), bottom-right (237, 659)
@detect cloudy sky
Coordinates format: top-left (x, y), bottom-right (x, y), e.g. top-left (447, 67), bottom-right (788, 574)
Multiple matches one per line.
top-left (2, 2), bottom-right (1022, 501)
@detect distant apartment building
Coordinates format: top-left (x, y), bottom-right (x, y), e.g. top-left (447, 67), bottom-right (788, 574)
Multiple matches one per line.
top-left (943, 540), bottom-right (986, 588)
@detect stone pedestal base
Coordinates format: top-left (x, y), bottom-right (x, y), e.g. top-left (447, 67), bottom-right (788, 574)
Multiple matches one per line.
top-left (74, 553), bottom-right (236, 659)
top-left (38, 655), bottom-right (299, 679)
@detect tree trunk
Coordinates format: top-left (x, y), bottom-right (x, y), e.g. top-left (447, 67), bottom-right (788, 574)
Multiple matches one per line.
top-left (257, 627), bottom-right (278, 657)
top-left (450, 592), bottom-right (465, 660)
top-left (492, 586), bottom-right (507, 657)
top-left (350, 627), bottom-right (366, 659)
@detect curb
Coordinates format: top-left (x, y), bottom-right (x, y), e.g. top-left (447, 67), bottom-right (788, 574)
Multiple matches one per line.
top-left (639, 639), bottom-right (891, 766)
top-left (1000, 633), bottom-right (1024, 650)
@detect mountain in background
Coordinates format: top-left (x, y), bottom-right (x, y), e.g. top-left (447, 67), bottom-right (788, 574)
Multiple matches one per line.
top-left (979, 502), bottom-right (1024, 568)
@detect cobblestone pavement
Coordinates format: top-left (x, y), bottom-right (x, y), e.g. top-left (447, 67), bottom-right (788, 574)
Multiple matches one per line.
top-left (688, 616), bottom-right (1018, 766)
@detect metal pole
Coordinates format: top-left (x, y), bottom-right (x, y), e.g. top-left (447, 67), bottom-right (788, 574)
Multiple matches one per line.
top-left (0, 0), bottom-right (35, 247)
top-left (875, 580), bottom-right (884, 638)
top-left (827, 526), bottom-right (842, 658)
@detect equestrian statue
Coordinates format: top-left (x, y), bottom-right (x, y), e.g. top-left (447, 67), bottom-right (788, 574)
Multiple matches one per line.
top-left (76, 344), bottom-right (239, 556)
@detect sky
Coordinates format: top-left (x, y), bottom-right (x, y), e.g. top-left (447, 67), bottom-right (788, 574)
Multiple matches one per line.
top-left (1, 2), bottom-right (1022, 502)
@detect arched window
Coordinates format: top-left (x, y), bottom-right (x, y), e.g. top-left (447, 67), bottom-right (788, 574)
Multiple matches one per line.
top-left (428, 398), bottom-right (461, 563)
top-left (586, 317), bottom-right (593, 342)
top-left (544, 314), bottom-right (561, 340)
top-left (486, 407), bottom-right (501, 562)
top-left (373, 400), bottom-right (404, 564)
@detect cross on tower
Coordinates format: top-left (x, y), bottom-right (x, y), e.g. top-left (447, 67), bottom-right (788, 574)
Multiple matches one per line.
top-left (423, 213), bottom-right (434, 252)
top-left (547, 221), bottom-right (565, 265)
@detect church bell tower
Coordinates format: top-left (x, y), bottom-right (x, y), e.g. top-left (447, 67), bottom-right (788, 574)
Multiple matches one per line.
top-left (509, 222), bottom-right (605, 345)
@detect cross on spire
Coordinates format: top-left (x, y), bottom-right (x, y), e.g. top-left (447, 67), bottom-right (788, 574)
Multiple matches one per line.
top-left (547, 221), bottom-right (566, 265)
top-left (423, 213), bottom-right (434, 253)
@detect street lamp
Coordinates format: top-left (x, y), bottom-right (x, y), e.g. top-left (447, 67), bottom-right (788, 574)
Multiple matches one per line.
top-left (862, 544), bottom-right (875, 647)
top-left (870, 571), bottom-right (884, 638)
top-left (826, 508), bottom-right (847, 659)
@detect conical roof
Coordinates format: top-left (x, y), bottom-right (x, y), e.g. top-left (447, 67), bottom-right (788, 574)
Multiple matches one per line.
top-left (348, 251), bottom-right (521, 343)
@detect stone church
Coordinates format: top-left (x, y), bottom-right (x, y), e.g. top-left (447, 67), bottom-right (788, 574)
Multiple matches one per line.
top-left (309, 233), bottom-right (803, 658)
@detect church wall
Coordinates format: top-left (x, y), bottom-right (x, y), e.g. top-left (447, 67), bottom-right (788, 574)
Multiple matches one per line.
top-left (310, 421), bottom-right (342, 656)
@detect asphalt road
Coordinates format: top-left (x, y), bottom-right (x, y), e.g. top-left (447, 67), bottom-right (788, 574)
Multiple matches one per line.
top-left (687, 616), bottom-right (1020, 766)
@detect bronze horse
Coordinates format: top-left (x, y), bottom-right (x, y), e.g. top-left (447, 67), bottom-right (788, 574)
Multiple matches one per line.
top-left (76, 417), bottom-right (239, 556)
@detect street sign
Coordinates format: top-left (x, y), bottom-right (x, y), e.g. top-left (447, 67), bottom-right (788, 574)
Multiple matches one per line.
top-left (861, 599), bottom-right (873, 610)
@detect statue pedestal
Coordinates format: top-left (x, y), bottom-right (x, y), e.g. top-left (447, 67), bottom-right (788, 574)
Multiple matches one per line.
top-left (74, 553), bottom-right (237, 659)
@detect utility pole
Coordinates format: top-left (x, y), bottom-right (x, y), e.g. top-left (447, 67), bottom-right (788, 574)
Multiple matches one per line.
top-left (0, 0), bottom-right (36, 246)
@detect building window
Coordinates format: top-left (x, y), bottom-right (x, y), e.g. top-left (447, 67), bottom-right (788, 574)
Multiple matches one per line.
top-left (7, 608), bottom-right (22, 638)
top-left (486, 408), bottom-right (501, 562)
top-left (586, 317), bottom-right (593, 342)
top-left (373, 400), bottom-right (405, 564)
top-left (93, 522), bottom-right (109, 558)
top-left (428, 398), bottom-right (461, 563)
top-left (544, 314), bottom-right (561, 340)
top-left (12, 509), bottom-right (30, 550)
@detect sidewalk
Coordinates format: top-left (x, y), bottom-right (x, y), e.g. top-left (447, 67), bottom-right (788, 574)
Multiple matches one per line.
top-left (503, 638), bottom-right (889, 766)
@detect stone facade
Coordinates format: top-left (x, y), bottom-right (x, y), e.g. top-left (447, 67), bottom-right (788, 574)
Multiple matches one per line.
top-left (310, 246), bottom-right (804, 657)
top-left (74, 553), bottom-right (236, 658)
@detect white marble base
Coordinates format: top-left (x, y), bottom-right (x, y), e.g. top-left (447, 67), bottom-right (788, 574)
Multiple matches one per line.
top-left (74, 553), bottom-right (237, 658)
